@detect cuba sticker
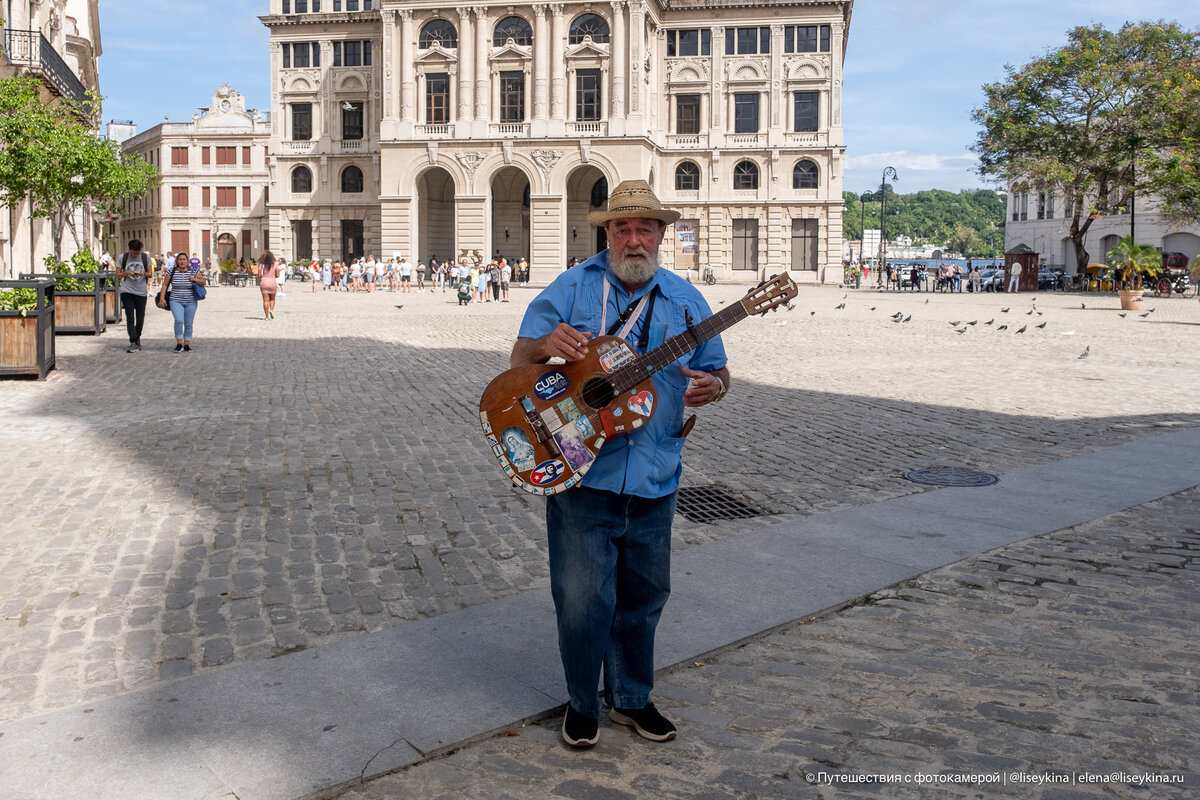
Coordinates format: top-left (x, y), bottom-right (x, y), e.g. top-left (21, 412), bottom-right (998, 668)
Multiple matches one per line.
top-left (529, 458), bottom-right (566, 486)
top-left (627, 390), bottom-right (654, 417)
top-left (534, 371), bottom-right (569, 401)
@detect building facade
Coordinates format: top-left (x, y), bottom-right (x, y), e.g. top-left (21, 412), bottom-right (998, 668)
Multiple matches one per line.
top-left (0, 0), bottom-right (101, 277)
top-left (117, 86), bottom-right (271, 265)
top-left (261, 0), bottom-right (851, 281)
top-left (1006, 187), bottom-right (1200, 273)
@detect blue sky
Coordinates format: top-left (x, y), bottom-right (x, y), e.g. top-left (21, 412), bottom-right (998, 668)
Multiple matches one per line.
top-left (98, 1), bottom-right (1189, 194)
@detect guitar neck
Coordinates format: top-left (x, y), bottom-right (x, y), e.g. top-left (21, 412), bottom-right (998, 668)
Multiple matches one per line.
top-left (610, 302), bottom-right (746, 393)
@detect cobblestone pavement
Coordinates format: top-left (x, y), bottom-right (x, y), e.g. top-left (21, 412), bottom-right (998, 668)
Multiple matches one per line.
top-left (349, 488), bottom-right (1199, 800)
top-left (1, 282), bottom-right (1197, 723)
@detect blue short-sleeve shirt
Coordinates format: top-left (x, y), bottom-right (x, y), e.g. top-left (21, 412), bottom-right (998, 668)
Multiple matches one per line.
top-left (518, 252), bottom-right (727, 499)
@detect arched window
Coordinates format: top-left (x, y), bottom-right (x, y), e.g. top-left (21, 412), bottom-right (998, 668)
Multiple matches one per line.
top-left (590, 177), bottom-right (609, 209)
top-left (733, 160), bottom-right (759, 190)
top-left (419, 19), bottom-right (458, 49)
top-left (569, 13), bottom-right (610, 44)
top-left (291, 165), bottom-right (313, 193)
top-left (793, 159), bottom-right (818, 189)
top-left (493, 16), bottom-right (532, 46)
top-left (341, 165), bottom-right (364, 193)
top-left (675, 161), bottom-right (700, 191)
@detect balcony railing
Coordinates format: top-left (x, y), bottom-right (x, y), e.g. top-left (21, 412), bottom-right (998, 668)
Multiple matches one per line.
top-left (416, 124), bottom-right (452, 138)
top-left (666, 133), bottom-right (708, 149)
top-left (3, 28), bottom-right (88, 105)
top-left (283, 140), bottom-right (315, 153)
top-left (338, 139), bottom-right (364, 152)
top-left (493, 122), bottom-right (529, 137)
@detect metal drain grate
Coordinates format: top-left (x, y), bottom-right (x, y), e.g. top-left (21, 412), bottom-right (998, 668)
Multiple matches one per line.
top-left (905, 467), bottom-right (1000, 487)
top-left (675, 485), bottom-right (767, 524)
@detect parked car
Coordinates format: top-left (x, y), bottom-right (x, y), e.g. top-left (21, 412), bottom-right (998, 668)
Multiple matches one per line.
top-left (978, 268), bottom-right (1004, 292)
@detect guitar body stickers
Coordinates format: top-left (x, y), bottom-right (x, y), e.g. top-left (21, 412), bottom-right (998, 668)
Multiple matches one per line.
top-left (597, 340), bottom-right (636, 374)
top-left (534, 370), bottom-right (569, 401)
top-left (553, 421), bottom-right (595, 472)
top-left (627, 390), bottom-right (654, 417)
top-left (574, 414), bottom-right (596, 440)
top-left (557, 397), bottom-right (581, 422)
top-left (540, 406), bottom-right (563, 432)
top-left (530, 458), bottom-right (566, 486)
top-left (501, 426), bottom-right (538, 472)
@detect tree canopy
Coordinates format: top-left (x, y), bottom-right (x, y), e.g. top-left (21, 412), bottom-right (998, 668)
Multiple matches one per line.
top-left (842, 188), bottom-right (1007, 257)
top-left (971, 21), bottom-right (1200, 270)
top-left (0, 77), bottom-right (156, 259)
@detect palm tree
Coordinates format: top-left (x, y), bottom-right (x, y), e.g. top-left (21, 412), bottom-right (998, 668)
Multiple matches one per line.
top-left (1105, 236), bottom-right (1161, 291)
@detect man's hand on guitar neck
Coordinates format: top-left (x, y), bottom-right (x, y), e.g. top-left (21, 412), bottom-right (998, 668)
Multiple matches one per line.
top-left (510, 323), bottom-right (593, 367)
top-left (681, 365), bottom-right (731, 407)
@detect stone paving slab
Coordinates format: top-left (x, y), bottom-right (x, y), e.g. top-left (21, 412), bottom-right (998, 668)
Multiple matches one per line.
top-left (0, 428), bottom-right (1196, 800)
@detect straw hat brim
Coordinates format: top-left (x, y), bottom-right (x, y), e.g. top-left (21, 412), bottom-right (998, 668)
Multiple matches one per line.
top-left (587, 207), bottom-right (681, 226)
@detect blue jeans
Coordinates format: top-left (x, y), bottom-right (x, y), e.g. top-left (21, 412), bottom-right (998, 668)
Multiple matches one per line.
top-left (170, 300), bottom-right (197, 340)
top-left (546, 487), bottom-right (677, 718)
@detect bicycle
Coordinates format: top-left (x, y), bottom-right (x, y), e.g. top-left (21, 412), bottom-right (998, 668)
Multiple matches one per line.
top-left (702, 265), bottom-right (716, 285)
top-left (1152, 271), bottom-right (1196, 298)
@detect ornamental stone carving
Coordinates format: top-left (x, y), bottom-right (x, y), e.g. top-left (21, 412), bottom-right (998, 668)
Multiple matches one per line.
top-left (531, 148), bottom-right (563, 178)
top-left (455, 151), bottom-right (487, 178)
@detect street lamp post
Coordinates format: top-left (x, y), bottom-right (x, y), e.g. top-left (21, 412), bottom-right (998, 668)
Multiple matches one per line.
top-left (879, 166), bottom-right (898, 283)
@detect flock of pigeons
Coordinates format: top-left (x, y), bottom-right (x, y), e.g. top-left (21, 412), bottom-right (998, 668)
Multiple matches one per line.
top-left (776, 294), bottom-right (1161, 362)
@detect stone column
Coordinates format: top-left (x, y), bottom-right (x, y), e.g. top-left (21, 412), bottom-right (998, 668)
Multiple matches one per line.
top-left (474, 6), bottom-right (491, 131)
top-left (627, 0), bottom-right (644, 122)
top-left (381, 9), bottom-right (398, 124)
top-left (550, 4), bottom-right (566, 132)
top-left (399, 10), bottom-right (415, 124)
top-left (458, 9), bottom-right (476, 122)
top-left (533, 5), bottom-right (549, 120)
top-left (609, 1), bottom-right (626, 119)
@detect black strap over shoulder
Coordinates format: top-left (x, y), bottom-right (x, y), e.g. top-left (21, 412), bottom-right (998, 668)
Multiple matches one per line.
top-left (606, 284), bottom-right (660, 350)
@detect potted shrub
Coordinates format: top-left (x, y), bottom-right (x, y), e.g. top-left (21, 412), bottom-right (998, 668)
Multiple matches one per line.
top-left (21, 254), bottom-right (107, 334)
top-left (1105, 236), bottom-right (1162, 311)
top-left (0, 278), bottom-right (56, 379)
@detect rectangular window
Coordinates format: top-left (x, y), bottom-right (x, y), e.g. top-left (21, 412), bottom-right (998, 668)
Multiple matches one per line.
top-left (294, 0), bottom-right (307, 12)
top-left (667, 29), bottom-right (710, 57)
top-left (242, 230), bottom-right (252, 261)
top-left (202, 186), bottom-right (211, 207)
top-left (171, 230), bottom-right (189, 255)
top-left (793, 91), bottom-right (819, 132)
top-left (676, 94), bottom-right (700, 135)
top-left (425, 73), bottom-right (450, 124)
top-left (171, 146), bottom-right (188, 166)
top-left (171, 186), bottom-right (188, 207)
top-left (242, 187), bottom-right (251, 207)
top-left (216, 187), bottom-right (237, 208)
top-left (1037, 192), bottom-right (1047, 220)
top-left (202, 147), bottom-right (211, 165)
top-left (726, 26), bottom-right (769, 55)
top-left (291, 103), bottom-right (312, 140)
top-left (791, 219), bottom-right (819, 271)
top-left (577, 69), bottom-right (602, 121)
top-left (242, 146), bottom-right (251, 165)
top-left (500, 71), bottom-right (525, 123)
top-left (784, 25), bottom-right (832, 53)
top-left (732, 219), bottom-right (758, 271)
top-left (292, 43), bottom-right (309, 68)
top-left (734, 93), bottom-right (759, 133)
top-left (216, 146), bottom-right (237, 165)
top-left (342, 101), bottom-right (364, 139)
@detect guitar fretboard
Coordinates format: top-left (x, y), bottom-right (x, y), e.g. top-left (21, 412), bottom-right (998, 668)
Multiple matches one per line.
top-left (609, 301), bottom-right (748, 394)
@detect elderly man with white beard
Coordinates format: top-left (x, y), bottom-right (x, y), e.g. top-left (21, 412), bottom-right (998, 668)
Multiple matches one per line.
top-left (509, 179), bottom-right (731, 749)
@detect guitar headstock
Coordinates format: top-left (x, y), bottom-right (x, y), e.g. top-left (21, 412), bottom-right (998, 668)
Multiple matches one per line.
top-left (740, 273), bottom-right (799, 316)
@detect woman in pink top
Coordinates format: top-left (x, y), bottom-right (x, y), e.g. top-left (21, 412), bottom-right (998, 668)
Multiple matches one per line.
top-left (258, 250), bottom-right (279, 320)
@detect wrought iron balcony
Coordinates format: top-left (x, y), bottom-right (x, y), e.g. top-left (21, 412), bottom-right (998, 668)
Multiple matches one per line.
top-left (4, 28), bottom-right (88, 105)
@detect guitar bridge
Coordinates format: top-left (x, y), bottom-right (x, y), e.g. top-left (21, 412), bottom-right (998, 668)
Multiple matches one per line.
top-left (520, 396), bottom-right (562, 455)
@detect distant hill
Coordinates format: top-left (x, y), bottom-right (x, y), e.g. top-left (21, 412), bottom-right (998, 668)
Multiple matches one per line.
top-left (843, 188), bottom-right (1007, 258)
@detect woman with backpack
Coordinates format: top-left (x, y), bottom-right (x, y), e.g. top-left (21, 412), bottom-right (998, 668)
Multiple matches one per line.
top-left (156, 252), bottom-right (207, 352)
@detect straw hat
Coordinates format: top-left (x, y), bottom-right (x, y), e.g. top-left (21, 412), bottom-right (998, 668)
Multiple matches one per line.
top-left (586, 179), bottom-right (681, 226)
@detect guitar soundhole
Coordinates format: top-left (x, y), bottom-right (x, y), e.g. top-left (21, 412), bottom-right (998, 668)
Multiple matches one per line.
top-left (581, 377), bottom-right (616, 410)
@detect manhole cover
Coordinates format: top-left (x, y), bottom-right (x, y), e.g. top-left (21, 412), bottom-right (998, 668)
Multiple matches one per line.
top-left (905, 467), bottom-right (999, 487)
top-left (675, 485), bottom-right (767, 524)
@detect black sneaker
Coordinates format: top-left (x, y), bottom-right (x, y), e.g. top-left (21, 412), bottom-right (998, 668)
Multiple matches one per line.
top-left (561, 706), bottom-right (599, 748)
top-left (610, 703), bottom-right (676, 742)
top-left (174, 344), bottom-right (184, 353)
top-left (127, 343), bottom-right (138, 353)
top-left (183, 345), bottom-right (192, 352)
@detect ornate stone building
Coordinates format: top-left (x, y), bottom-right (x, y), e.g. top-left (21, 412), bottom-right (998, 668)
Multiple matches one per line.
top-left (0, 0), bottom-right (101, 277)
top-left (262, 0), bottom-right (851, 281)
top-left (118, 86), bottom-right (271, 264)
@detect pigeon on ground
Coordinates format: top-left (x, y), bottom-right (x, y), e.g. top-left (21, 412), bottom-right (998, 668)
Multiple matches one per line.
top-left (925, 298), bottom-right (930, 305)
top-left (997, 324), bottom-right (1008, 331)
top-left (968, 320), bottom-right (978, 326)
top-left (949, 320), bottom-right (961, 326)
top-left (984, 319), bottom-right (994, 325)
top-left (1026, 309), bottom-right (1034, 315)
top-left (835, 303), bottom-right (845, 310)
top-left (891, 316), bottom-right (903, 323)
top-left (843, 293), bottom-right (848, 299)
top-left (395, 305), bottom-right (404, 309)
top-left (1139, 312), bottom-right (1151, 318)
top-left (1145, 307), bottom-right (1156, 314)
top-left (1036, 322), bottom-right (1047, 329)
top-left (1078, 345), bottom-right (1090, 359)
top-left (955, 327), bottom-right (967, 334)
top-left (1016, 325), bottom-right (1027, 333)
top-left (786, 302), bottom-right (796, 312)
top-left (810, 311), bottom-right (817, 317)
top-left (870, 306), bottom-right (877, 311)
top-left (1081, 303), bottom-right (1086, 309)
top-left (902, 314), bottom-right (912, 323)
top-left (1001, 307), bottom-right (1010, 313)
top-left (1118, 312), bottom-right (1127, 318)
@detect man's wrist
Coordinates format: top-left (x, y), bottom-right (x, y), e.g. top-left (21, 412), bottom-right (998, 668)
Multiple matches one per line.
top-left (713, 376), bottom-right (727, 402)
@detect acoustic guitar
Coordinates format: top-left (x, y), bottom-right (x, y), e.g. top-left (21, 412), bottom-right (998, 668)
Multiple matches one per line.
top-left (478, 273), bottom-right (798, 495)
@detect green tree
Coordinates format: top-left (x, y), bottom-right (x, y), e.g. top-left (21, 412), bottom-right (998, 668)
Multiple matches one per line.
top-left (0, 77), bottom-right (157, 261)
top-left (948, 224), bottom-right (984, 258)
top-left (972, 21), bottom-right (1200, 272)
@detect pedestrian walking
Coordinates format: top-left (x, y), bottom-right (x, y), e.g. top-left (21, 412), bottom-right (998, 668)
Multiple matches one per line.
top-left (157, 252), bottom-right (206, 353)
top-left (258, 250), bottom-right (279, 320)
top-left (115, 238), bottom-right (150, 352)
